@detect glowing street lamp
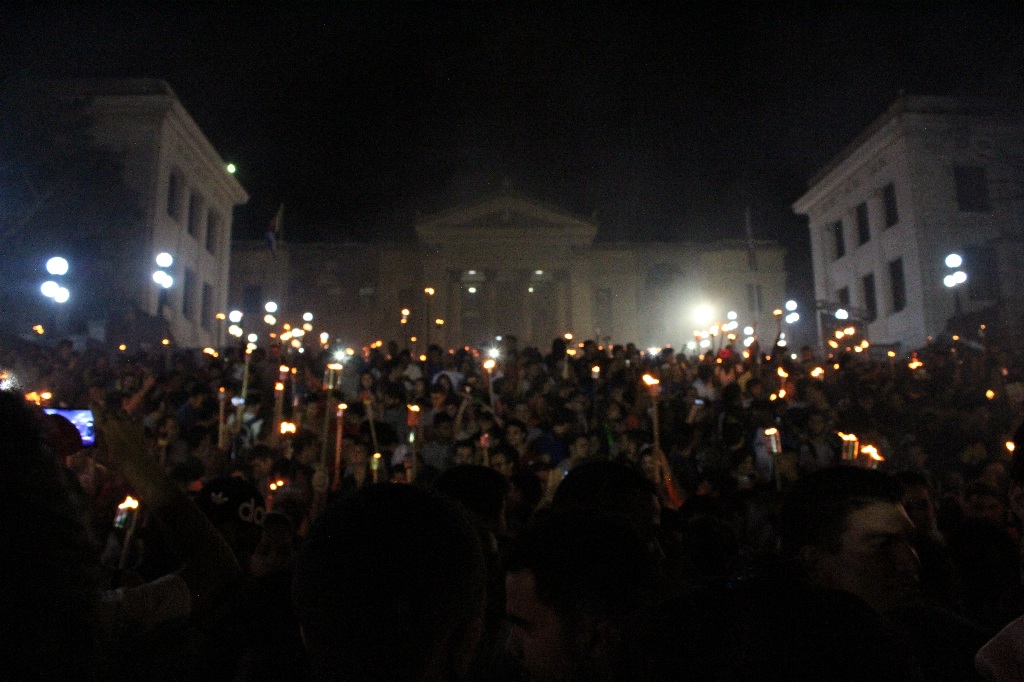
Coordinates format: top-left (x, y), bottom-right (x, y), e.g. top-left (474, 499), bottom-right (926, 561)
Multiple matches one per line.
top-left (46, 257), bottom-right (69, 276)
top-left (265, 301), bottom-right (278, 314)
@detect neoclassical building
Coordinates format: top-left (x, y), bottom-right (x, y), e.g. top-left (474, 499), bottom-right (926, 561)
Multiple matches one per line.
top-left (229, 189), bottom-right (787, 354)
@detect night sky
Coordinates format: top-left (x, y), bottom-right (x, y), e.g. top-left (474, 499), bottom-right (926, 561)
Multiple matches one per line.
top-left (0, 2), bottom-right (1023, 303)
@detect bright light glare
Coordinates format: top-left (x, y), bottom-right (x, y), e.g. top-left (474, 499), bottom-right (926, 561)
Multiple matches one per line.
top-left (943, 275), bottom-right (956, 288)
top-left (468, 287), bottom-right (477, 294)
top-left (743, 326), bottom-right (754, 336)
top-left (303, 312), bottom-right (313, 321)
top-left (834, 309), bottom-right (849, 320)
top-left (727, 311), bottom-right (737, 320)
top-left (785, 300), bottom-right (798, 311)
top-left (41, 281), bottom-right (59, 298)
top-left (488, 347), bottom-right (500, 359)
top-left (700, 339), bottom-right (711, 349)
top-left (693, 305), bottom-right (714, 324)
top-left (229, 310), bottom-right (243, 323)
top-left (226, 163), bottom-right (236, 174)
top-left (952, 271), bottom-right (967, 284)
top-left (265, 301), bottom-right (278, 313)
top-left (46, 257), bottom-right (68, 276)
top-left (247, 333), bottom-right (258, 343)
top-left (945, 253), bottom-right (962, 269)
top-left (54, 287), bottom-right (70, 303)
top-left (263, 314), bottom-right (276, 325)
top-left (155, 252), bottom-right (173, 268)
top-left (785, 312), bottom-right (801, 324)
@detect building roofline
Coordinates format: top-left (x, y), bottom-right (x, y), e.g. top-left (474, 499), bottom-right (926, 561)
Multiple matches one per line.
top-left (805, 94), bottom-right (1014, 190)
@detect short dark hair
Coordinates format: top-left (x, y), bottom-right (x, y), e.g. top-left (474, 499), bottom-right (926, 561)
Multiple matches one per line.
top-left (779, 466), bottom-right (903, 558)
top-left (505, 507), bottom-right (656, 623)
top-left (293, 484), bottom-right (486, 680)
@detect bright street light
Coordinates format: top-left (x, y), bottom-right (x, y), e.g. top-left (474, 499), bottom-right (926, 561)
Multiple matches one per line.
top-left (945, 254), bottom-right (963, 269)
top-left (727, 311), bottom-right (737, 320)
top-left (152, 270), bottom-right (173, 289)
top-left (41, 281), bottom-right (59, 298)
top-left (46, 257), bottom-right (69, 276)
top-left (54, 287), bottom-right (70, 303)
top-left (943, 274), bottom-right (956, 288)
top-left (155, 252), bottom-right (174, 268)
top-left (952, 271), bottom-right (967, 284)
top-left (303, 312), bottom-right (313, 322)
top-left (834, 309), bottom-right (849, 320)
top-left (785, 300), bottom-right (798, 312)
top-left (229, 310), bottom-right (243, 323)
top-left (785, 312), bottom-right (801, 324)
top-left (693, 304), bottom-right (714, 324)
top-left (265, 301), bottom-right (278, 313)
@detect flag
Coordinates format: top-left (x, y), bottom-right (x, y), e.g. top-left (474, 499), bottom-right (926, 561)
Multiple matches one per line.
top-left (266, 203), bottom-right (284, 257)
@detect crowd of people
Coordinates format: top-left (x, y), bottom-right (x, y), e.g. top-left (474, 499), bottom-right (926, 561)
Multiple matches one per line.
top-left (1, 328), bottom-right (1023, 680)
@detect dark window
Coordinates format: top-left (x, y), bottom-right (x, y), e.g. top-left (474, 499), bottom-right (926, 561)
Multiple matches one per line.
top-left (833, 221), bottom-right (846, 259)
top-left (862, 273), bottom-right (877, 321)
top-left (889, 259), bottom-right (906, 313)
top-left (187, 192), bottom-right (203, 237)
top-left (182, 268), bottom-right (196, 321)
top-left (748, 283), bottom-right (763, 313)
top-left (201, 283), bottom-right (213, 331)
top-left (882, 183), bottom-right (898, 228)
top-left (856, 202), bottom-right (870, 245)
top-left (242, 285), bottom-right (262, 313)
top-left (837, 286), bottom-right (850, 308)
top-left (166, 170), bottom-right (183, 219)
top-left (964, 245), bottom-right (999, 301)
top-left (205, 210), bottom-right (221, 254)
top-left (593, 288), bottom-right (613, 335)
top-left (954, 165), bottom-right (991, 212)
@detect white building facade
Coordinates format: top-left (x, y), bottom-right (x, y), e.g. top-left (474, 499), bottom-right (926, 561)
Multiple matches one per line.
top-left (65, 79), bottom-right (248, 349)
top-left (229, 190), bottom-right (787, 354)
top-left (793, 96), bottom-right (1022, 353)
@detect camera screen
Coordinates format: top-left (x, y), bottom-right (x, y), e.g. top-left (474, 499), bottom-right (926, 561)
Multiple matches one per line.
top-left (44, 408), bottom-right (96, 447)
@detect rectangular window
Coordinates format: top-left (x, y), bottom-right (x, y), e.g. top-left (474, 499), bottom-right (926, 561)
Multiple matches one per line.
top-left (205, 210), bottom-right (221, 254)
top-left (242, 285), bottom-right (262, 313)
top-left (747, 283), bottom-right (763, 313)
top-left (964, 245), bottom-right (999, 301)
top-left (833, 220), bottom-right (846, 259)
top-left (889, 259), bottom-right (906, 313)
top-left (882, 183), bottom-right (898, 228)
top-left (837, 286), bottom-right (850, 308)
top-left (856, 202), bottom-right (870, 245)
top-left (954, 165), bottom-right (991, 212)
top-left (182, 268), bottom-right (197, 321)
top-left (593, 288), bottom-right (613, 335)
top-left (166, 170), bottom-right (183, 219)
top-left (187, 192), bottom-right (203, 237)
top-left (201, 283), bottom-right (213, 331)
top-left (862, 273), bottom-right (877, 321)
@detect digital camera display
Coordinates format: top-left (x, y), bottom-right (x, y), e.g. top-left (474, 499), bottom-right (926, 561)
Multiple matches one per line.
top-left (44, 408), bottom-right (96, 447)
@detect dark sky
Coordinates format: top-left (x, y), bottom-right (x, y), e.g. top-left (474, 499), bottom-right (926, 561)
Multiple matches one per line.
top-left (0, 1), bottom-right (1023, 300)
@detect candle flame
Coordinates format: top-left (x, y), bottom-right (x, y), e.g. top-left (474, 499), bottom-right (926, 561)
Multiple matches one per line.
top-left (860, 445), bottom-right (883, 462)
top-left (407, 404), bottom-right (420, 412)
top-left (1006, 441), bottom-right (1016, 453)
top-left (269, 483), bottom-right (278, 491)
top-left (118, 496), bottom-right (139, 510)
top-left (280, 421), bottom-right (297, 434)
top-left (484, 359), bottom-right (496, 370)
top-left (327, 363), bottom-right (343, 370)
top-left (275, 382), bottom-right (284, 391)
top-left (985, 390), bottom-right (995, 399)
top-left (764, 428), bottom-right (778, 436)
top-left (591, 365), bottom-right (600, 374)
top-left (769, 393), bottom-right (777, 401)
top-left (279, 365), bottom-right (290, 373)
top-left (908, 360), bottom-right (923, 369)
top-left (777, 367), bottom-right (788, 378)
top-left (642, 374), bottom-right (660, 386)
top-left (838, 432), bottom-right (857, 441)
top-left (811, 367), bottom-right (824, 378)
top-left (338, 403), bottom-right (347, 410)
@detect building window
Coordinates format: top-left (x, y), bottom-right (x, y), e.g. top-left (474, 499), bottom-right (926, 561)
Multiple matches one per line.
top-left (856, 202), bottom-right (870, 245)
top-left (593, 288), bottom-right (613, 336)
top-left (182, 268), bottom-right (197, 321)
top-left (205, 210), bottom-right (221, 254)
top-left (833, 220), bottom-right (846, 259)
top-left (882, 183), bottom-right (898, 228)
top-left (954, 165), bottom-right (991, 212)
top-left (242, 285), bottom-right (262, 313)
top-left (836, 286), bottom-right (850, 308)
top-left (889, 259), bottom-right (906, 313)
top-left (201, 282), bottom-right (213, 331)
top-left (166, 170), bottom-right (183, 220)
top-left (187, 192), bottom-right (203, 237)
top-left (747, 283), bottom-right (763, 313)
top-left (862, 273), bottom-right (877, 321)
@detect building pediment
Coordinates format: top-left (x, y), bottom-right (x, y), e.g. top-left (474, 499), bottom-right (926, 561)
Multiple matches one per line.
top-left (415, 190), bottom-right (597, 246)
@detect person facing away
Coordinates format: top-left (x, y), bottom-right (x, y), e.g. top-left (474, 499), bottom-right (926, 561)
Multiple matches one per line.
top-left (292, 483), bottom-right (487, 680)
